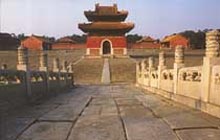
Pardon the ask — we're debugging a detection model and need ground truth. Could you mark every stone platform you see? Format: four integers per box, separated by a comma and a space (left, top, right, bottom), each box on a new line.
1, 85, 220, 140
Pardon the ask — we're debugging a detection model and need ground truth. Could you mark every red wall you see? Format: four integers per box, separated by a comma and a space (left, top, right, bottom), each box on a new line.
52, 43, 86, 49
87, 36, 127, 48
22, 37, 43, 50
169, 36, 189, 48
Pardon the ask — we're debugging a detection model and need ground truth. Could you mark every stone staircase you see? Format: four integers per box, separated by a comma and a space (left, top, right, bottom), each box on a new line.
73, 58, 104, 84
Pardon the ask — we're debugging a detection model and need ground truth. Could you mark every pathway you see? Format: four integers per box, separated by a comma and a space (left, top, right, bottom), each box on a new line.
101, 58, 111, 84
2, 85, 220, 140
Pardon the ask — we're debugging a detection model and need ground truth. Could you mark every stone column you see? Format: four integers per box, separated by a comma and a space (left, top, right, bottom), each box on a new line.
205, 30, 220, 58
174, 45, 185, 94
68, 63, 74, 73
148, 57, 155, 70
16, 46, 32, 97
61, 61, 68, 72
141, 59, 147, 72
17, 46, 29, 71
202, 30, 220, 102
158, 51, 167, 89
39, 51, 49, 94
136, 61, 141, 85
148, 57, 155, 87
140, 59, 147, 85
158, 51, 166, 68
68, 63, 74, 86
53, 58, 61, 90
53, 58, 60, 72
39, 51, 48, 71
61, 61, 68, 87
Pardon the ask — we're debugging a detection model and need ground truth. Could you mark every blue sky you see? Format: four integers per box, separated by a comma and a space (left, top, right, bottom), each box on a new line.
0, 0, 220, 39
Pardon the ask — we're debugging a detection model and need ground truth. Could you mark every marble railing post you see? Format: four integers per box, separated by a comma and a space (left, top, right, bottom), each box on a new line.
158, 51, 167, 89
174, 45, 185, 94
39, 51, 48, 71
17, 46, 29, 70
53, 58, 60, 72
16, 45, 32, 97
148, 57, 155, 70
141, 59, 147, 84
39, 51, 49, 94
68, 63, 74, 73
53, 58, 61, 89
68, 63, 74, 86
61, 61, 68, 73
61, 61, 68, 86
148, 57, 155, 87
202, 30, 220, 102
136, 61, 140, 83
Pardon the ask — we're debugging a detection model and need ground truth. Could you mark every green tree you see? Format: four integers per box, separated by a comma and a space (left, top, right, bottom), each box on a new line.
180, 30, 205, 49
126, 34, 142, 43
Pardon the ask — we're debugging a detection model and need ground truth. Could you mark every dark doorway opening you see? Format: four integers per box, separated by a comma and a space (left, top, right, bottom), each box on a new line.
102, 41, 111, 55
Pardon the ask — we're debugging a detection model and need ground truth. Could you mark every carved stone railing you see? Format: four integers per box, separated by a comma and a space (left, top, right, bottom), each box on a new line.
135, 29, 220, 118
0, 46, 74, 112
151, 70, 158, 80
179, 67, 202, 82
214, 73, 220, 85
213, 66, 220, 85
0, 70, 25, 85
30, 71, 45, 82
162, 69, 174, 81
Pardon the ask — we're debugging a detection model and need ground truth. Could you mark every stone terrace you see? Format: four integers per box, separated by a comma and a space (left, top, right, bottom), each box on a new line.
2, 85, 220, 140
109, 58, 136, 83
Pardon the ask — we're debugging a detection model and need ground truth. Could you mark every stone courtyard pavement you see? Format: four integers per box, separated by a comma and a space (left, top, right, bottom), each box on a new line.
2, 84, 220, 140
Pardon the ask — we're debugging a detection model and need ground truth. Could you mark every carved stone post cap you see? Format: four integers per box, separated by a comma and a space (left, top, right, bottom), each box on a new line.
206, 30, 220, 36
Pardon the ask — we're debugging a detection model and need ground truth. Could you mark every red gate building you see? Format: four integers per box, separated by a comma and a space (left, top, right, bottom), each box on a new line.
78, 4, 134, 56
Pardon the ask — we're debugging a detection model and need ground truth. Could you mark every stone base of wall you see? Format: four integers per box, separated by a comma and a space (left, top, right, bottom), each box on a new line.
137, 84, 220, 118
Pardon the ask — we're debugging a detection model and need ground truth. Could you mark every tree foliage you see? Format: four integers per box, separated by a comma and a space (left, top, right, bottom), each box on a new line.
126, 34, 143, 43
69, 34, 87, 43
179, 30, 209, 49
16, 33, 28, 41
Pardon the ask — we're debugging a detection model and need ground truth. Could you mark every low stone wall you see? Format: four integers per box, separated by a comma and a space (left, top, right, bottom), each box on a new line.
136, 29, 220, 118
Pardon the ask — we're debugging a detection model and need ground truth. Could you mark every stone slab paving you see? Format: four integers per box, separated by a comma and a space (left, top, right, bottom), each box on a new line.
176, 129, 220, 140
69, 115, 125, 140
17, 122, 72, 140
2, 84, 220, 140
101, 58, 111, 84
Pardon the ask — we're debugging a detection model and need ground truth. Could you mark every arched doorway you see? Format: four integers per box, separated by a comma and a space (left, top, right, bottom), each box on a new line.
102, 41, 111, 55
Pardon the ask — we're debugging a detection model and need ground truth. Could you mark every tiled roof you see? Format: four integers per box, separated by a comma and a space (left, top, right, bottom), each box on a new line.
56, 37, 76, 44
136, 36, 155, 43
162, 34, 187, 42
32, 35, 52, 43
